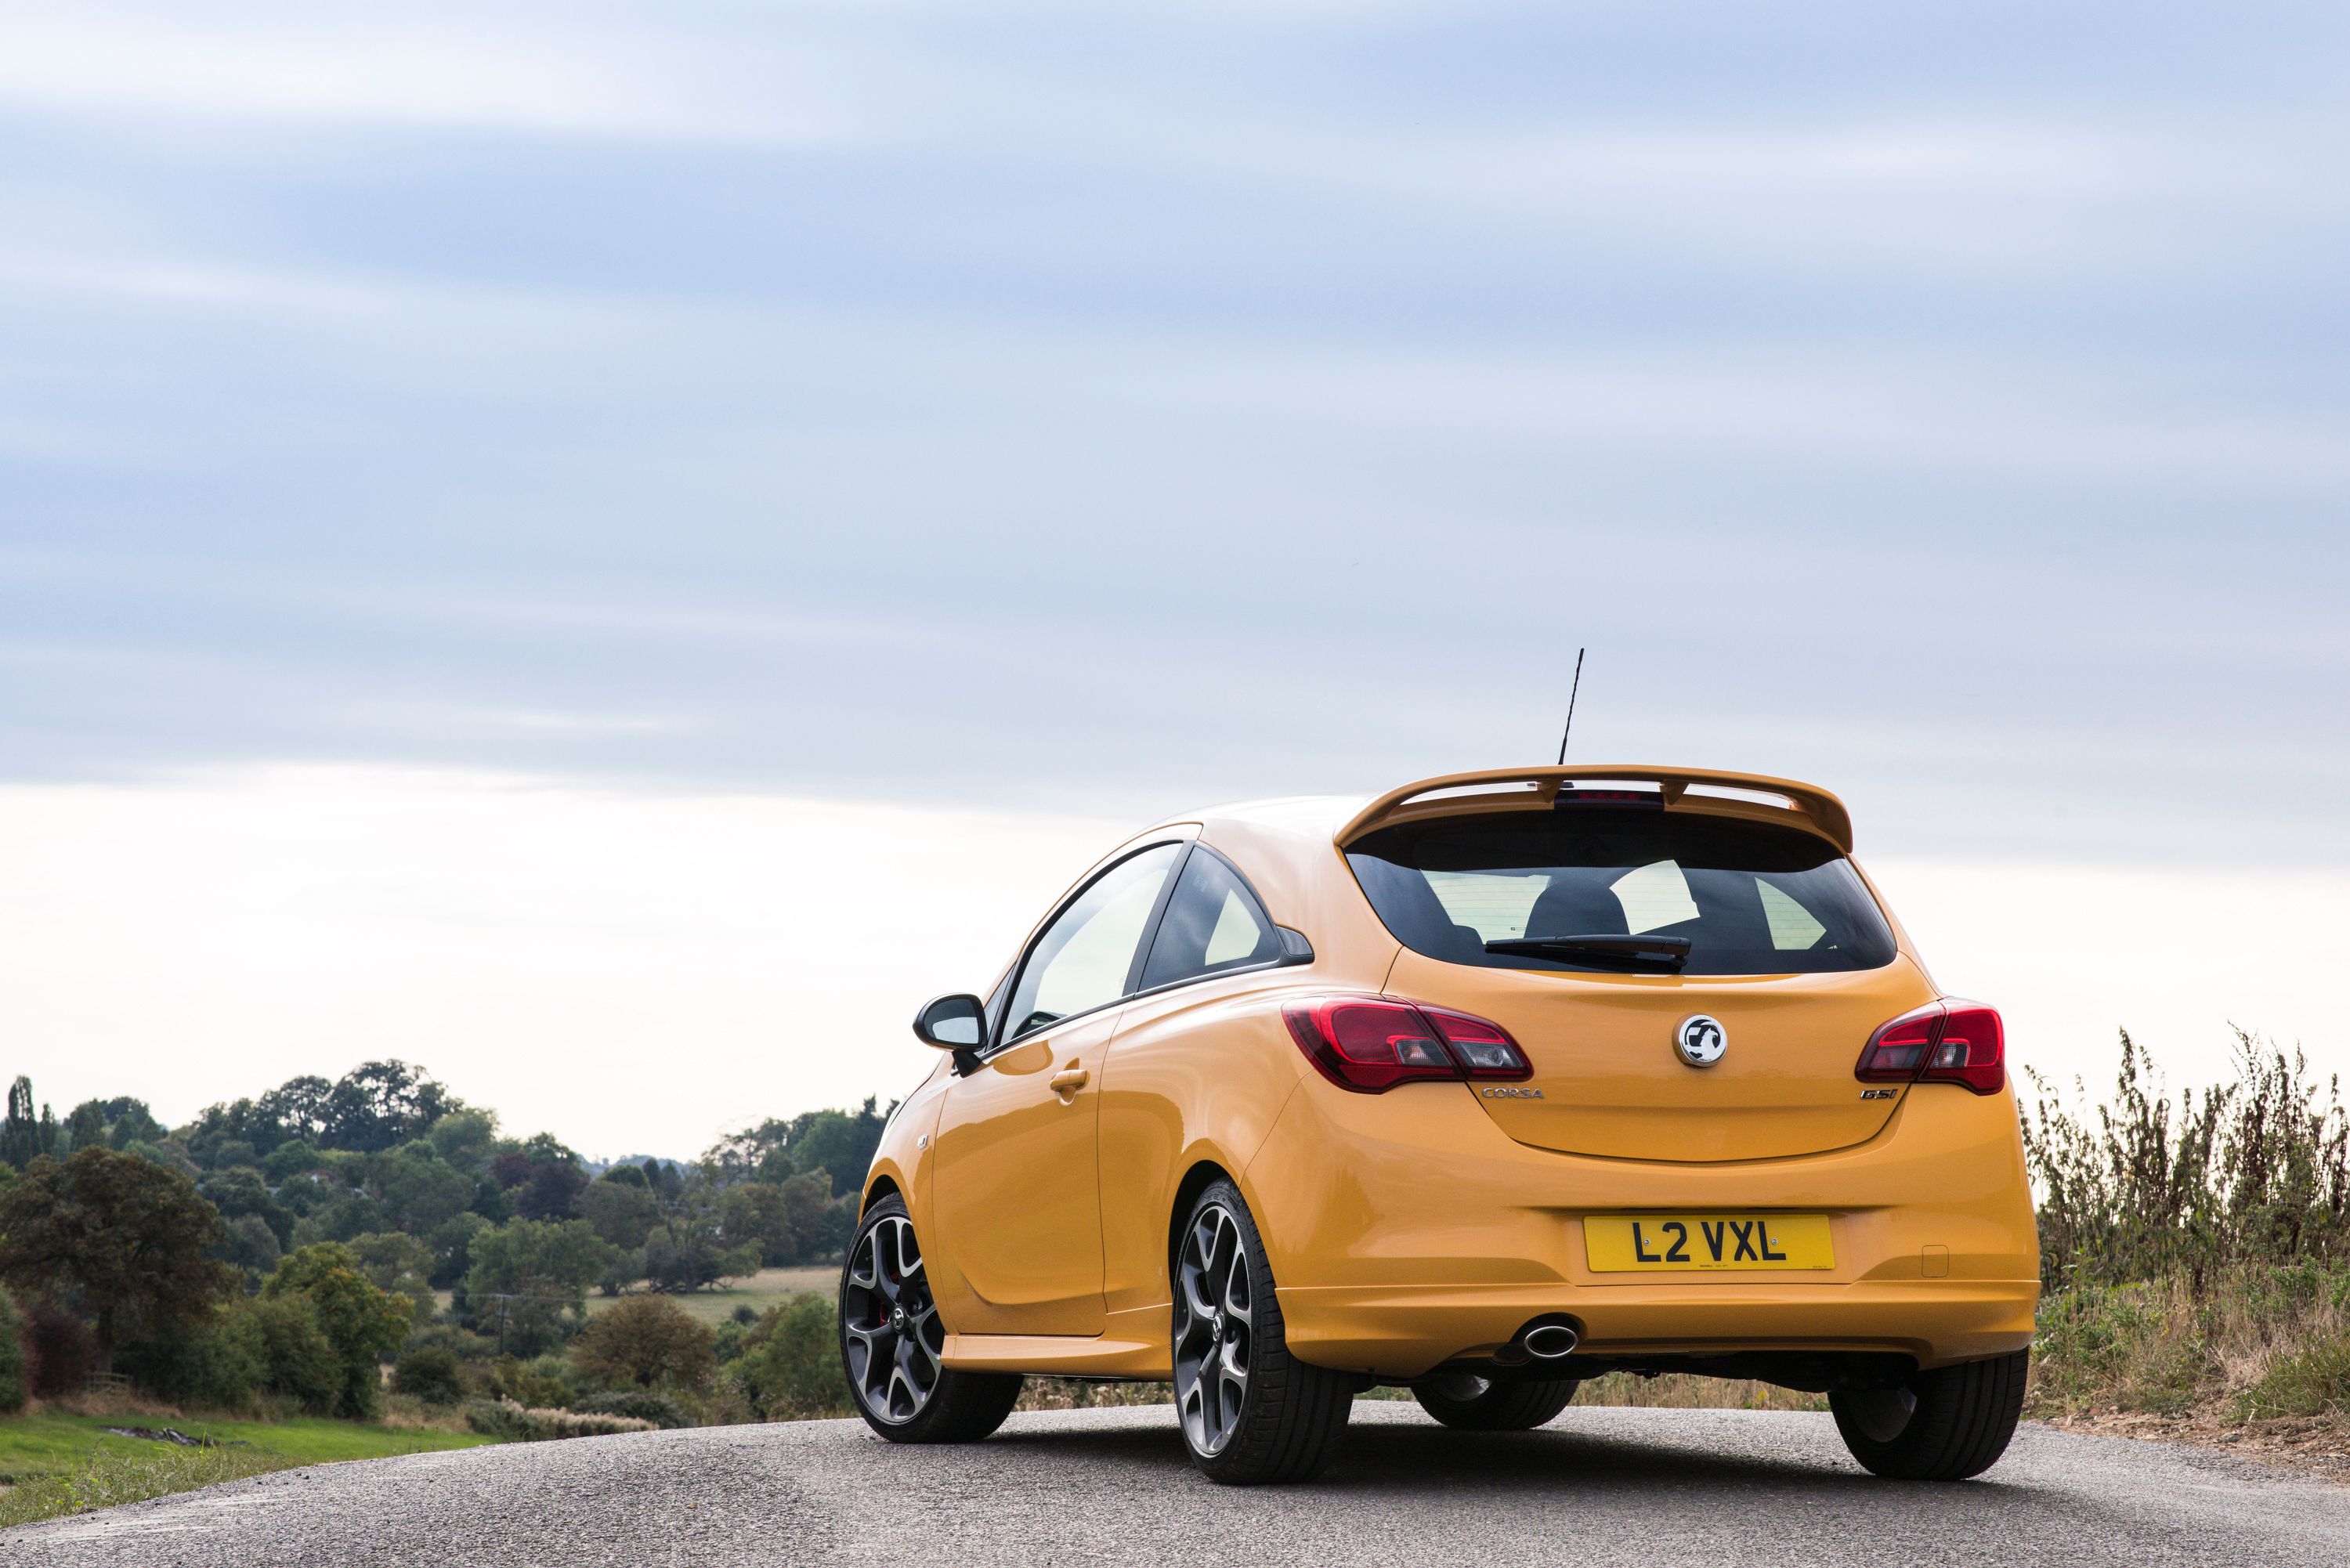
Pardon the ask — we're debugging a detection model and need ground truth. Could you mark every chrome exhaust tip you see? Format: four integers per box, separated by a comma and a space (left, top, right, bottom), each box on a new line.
1522, 1323, 1579, 1360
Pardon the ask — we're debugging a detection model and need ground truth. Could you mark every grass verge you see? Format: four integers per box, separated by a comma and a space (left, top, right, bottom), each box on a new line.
0, 1410, 498, 1529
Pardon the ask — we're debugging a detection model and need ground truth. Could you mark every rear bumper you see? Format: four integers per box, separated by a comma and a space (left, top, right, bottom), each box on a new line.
1241, 1075, 2041, 1380
1278, 1278, 2037, 1378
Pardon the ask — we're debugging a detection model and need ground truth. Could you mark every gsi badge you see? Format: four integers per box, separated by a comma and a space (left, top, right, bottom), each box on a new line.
1676, 1014, 1727, 1068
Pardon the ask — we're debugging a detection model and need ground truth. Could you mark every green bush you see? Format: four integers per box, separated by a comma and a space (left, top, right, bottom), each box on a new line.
0, 1289, 26, 1412
461, 1397, 655, 1441
731, 1295, 851, 1419
248, 1293, 342, 1414
569, 1295, 714, 1392
571, 1389, 696, 1429
483, 1353, 579, 1410
391, 1345, 468, 1405
118, 1299, 267, 1412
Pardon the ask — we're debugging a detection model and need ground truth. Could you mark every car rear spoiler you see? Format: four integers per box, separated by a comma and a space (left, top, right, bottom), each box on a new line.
1334, 765, 1856, 854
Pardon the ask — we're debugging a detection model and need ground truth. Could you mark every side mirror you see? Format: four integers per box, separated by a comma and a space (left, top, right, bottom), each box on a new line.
913, 993, 987, 1054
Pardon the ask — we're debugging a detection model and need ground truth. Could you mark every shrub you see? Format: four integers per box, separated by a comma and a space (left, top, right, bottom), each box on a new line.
24, 1301, 93, 1397
461, 1397, 654, 1441
118, 1299, 267, 1412
0, 1289, 26, 1411
391, 1346, 467, 1406
731, 1295, 851, 1419
483, 1353, 577, 1411
571, 1389, 696, 1429
570, 1296, 714, 1393
248, 1293, 342, 1414
2026, 1031, 2348, 1290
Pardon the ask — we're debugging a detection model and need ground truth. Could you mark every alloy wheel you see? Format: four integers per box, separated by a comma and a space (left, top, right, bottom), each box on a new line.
843, 1215, 945, 1423
1173, 1201, 1253, 1457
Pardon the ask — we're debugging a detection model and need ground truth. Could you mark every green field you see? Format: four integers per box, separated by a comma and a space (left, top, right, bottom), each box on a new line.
0, 1412, 498, 1527
432, 1266, 840, 1328
584, 1266, 837, 1324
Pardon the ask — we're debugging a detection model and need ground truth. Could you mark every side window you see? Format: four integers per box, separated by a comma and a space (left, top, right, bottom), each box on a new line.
1001, 843, 1183, 1042
1138, 847, 1280, 991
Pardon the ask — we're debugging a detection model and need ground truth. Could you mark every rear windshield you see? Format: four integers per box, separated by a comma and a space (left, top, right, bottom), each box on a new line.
1347, 808, 1896, 976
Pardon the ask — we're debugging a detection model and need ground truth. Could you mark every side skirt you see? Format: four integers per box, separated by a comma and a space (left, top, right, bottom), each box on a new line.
942, 1306, 1173, 1378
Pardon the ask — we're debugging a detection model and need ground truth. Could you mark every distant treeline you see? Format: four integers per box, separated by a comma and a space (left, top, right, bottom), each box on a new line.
0, 1061, 889, 1419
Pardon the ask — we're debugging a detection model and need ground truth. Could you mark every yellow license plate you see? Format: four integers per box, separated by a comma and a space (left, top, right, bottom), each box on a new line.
1583, 1214, 1834, 1272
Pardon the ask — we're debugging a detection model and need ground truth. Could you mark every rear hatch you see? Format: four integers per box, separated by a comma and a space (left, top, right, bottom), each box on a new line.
1346, 777, 1930, 1163
1385, 950, 1931, 1160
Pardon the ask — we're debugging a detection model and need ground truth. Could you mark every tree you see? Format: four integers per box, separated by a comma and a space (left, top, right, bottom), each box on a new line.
179, 1097, 292, 1166
569, 1295, 715, 1392
65, 1102, 107, 1153
701, 1100, 891, 1197
785, 1100, 891, 1198
257, 1075, 334, 1147
369, 1140, 474, 1233
262, 1139, 327, 1183
0, 1078, 47, 1170
221, 1213, 284, 1280
461, 1219, 621, 1326
642, 1209, 760, 1293
721, 1178, 831, 1265
427, 1107, 499, 1175
346, 1232, 436, 1324
425, 1212, 490, 1288
579, 1178, 659, 1251
515, 1158, 588, 1223
323, 1061, 458, 1154
0, 1147, 237, 1368
263, 1244, 413, 1418
103, 1099, 166, 1151
201, 1168, 295, 1248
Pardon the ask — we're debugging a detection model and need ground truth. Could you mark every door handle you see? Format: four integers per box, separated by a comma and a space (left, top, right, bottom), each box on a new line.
1049, 1064, 1089, 1097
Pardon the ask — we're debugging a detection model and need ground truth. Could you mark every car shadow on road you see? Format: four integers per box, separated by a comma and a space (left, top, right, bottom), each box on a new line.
985, 1414, 2056, 1507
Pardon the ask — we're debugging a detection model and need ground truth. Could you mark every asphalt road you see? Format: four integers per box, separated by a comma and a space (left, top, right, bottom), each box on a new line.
4, 1402, 2342, 1568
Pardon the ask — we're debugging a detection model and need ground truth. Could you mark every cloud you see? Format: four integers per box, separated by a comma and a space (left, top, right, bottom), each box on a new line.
0, 1, 892, 146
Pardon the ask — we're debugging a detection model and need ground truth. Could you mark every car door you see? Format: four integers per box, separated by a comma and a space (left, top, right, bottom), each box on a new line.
929, 840, 1185, 1336
1096, 844, 1303, 1319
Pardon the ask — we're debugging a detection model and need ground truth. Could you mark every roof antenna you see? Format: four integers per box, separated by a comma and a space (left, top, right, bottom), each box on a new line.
1555, 648, 1585, 767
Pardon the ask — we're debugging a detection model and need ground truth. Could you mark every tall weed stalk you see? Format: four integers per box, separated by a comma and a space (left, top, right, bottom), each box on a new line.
2025, 1030, 2348, 1290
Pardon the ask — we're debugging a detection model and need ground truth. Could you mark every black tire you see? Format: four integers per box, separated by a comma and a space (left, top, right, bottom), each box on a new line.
1829, 1349, 2029, 1480
1410, 1371, 1578, 1431
1172, 1180, 1354, 1484
839, 1195, 1023, 1443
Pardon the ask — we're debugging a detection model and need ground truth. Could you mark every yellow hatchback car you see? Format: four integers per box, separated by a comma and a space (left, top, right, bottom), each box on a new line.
842, 766, 2038, 1484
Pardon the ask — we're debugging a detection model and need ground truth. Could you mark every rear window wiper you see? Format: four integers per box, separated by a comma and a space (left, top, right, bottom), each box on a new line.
1484, 934, 1692, 973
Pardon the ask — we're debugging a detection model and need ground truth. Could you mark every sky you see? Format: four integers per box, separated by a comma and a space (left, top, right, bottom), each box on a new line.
1, 2, 2345, 1156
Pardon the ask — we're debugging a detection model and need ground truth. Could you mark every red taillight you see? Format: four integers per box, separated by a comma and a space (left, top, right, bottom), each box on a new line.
1282, 996, 1531, 1093
1927, 1002, 2005, 1094
1855, 999, 2005, 1095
